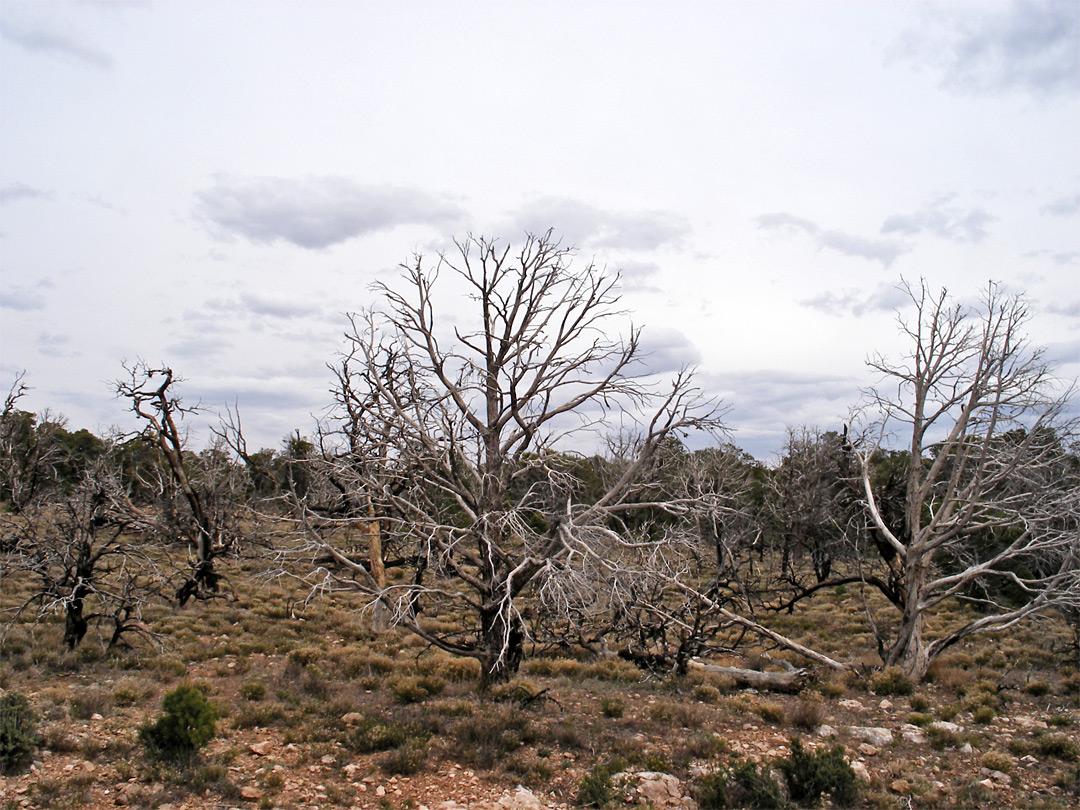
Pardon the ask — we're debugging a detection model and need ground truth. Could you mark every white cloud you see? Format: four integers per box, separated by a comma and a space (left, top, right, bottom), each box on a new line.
194, 176, 466, 250
893, 1, 1079, 96
881, 202, 996, 242
0, 182, 52, 205
509, 197, 691, 252
0, 18, 114, 69
800, 283, 911, 317
755, 212, 909, 267
1041, 193, 1080, 216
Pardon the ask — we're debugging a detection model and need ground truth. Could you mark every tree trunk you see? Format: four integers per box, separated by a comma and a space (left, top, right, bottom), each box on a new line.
479, 601, 524, 688
64, 592, 88, 649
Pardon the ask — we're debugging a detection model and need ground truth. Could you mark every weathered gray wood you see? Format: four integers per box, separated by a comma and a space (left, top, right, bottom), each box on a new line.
688, 660, 810, 691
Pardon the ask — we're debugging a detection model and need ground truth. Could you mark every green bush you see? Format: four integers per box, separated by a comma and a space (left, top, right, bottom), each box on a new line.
778, 738, 858, 807
1036, 733, 1079, 762
341, 716, 409, 753
599, 698, 625, 718
694, 770, 730, 810
727, 759, 785, 809
139, 683, 218, 760
239, 680, 266, 701
576, 757, 628, 807
0, 691, 39, 774
870, 667, 913, 697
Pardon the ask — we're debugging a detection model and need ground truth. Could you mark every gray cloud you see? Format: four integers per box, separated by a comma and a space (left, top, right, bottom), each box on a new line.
881, 202, 996, 242
38, 332, 73, 358
893, 1, 1079, 96
1, 183, 53, 205
1045, 301, 1080, 318
194, 176, 466, 249
509, 197, 691, 252
0, 19, 114, 69
239, 293, 323, 320
755, 212, 909, 267
615, 260, 663, 292
636, 327, 702, 375
1, 280, 53, 311
1041, 193, 1080, 216
701, 369, 860, 459
800, 283, 911, 317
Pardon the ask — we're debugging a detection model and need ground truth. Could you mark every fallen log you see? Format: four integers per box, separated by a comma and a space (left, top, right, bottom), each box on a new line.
688, 660, 810, 692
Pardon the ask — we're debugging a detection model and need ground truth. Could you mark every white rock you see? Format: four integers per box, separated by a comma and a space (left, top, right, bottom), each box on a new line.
847, 726, 894, 747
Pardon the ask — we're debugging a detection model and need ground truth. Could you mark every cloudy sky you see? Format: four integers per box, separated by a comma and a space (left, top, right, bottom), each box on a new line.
2, 0, 1078, 459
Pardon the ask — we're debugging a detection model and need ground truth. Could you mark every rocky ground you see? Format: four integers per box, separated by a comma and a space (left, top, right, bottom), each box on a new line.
2, 645, 1077, 810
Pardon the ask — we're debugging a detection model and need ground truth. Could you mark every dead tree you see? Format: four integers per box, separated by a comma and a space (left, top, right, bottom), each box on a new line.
1, 450, 166, 650
855, 280, 1080, 680
117, 364, 240, 605
280, 232, 728, 685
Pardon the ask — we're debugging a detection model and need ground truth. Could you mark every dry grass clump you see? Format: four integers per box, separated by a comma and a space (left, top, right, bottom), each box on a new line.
523, 657, 586, 678
870, 666, 914, 697
388, 675, 446, 704
585, 658, 642, 683
789, 693, 825, 731
981, 750, 1014, 773
450, 704, 536, 768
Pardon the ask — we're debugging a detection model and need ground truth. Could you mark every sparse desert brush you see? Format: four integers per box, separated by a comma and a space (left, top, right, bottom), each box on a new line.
68, 688, 111, 720
112, 677, 156, 707
0, 691, 39, 774
693, 684, 722, 703
389, 675, 445, 704
600, 697, 626, 717
789, 695, 825, 731
451, 705, 535, 768
910, 694, 931, 712
936, 703, 960, 721
681, 732, 730, 760
907, 712, 934, 727
650, 699, 707, 728
342, 651, 396, 678
751, 699, 786, 725
239, 679, 266, 701
503, 751, 553, 786
434, 699, 474, 717
1035, 733, 1079, 761
1024, 680, 1052, 697
585, 658, 641, 683
380, 736, 430, 775
490, 678, 545, 706
423, 654, 480, 682
871, 666, 914, 696
973, 706, 996, 724
981, 751, 1014, 773
926, 725, 962, 750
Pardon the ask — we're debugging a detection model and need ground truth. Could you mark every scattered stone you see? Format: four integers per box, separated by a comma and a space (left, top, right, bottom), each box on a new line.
816, 724, 838, 738
890, 779, 911, 794
838, 699, 864, 711
991, 770, 1010, 783
878, 699, 893, 711
848, 726, 894, 747
901, 726, 926, 744
240, 786, 262, 801
931, 721, 962, 734
977, 779, 996, 791
851, 761, 871, 781
320, 754, 336, 765
858, 743, 878, 756
960, 743, 974, 754
342, 712, 365, 725
376, 786, 387, 797
615, 771, 685, 807
249, 741, 274, 756
91, 713, 105, 721
496, 787, 546, 810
